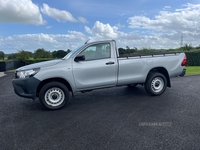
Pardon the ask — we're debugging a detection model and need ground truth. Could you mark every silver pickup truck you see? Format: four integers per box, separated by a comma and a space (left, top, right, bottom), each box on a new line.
12, 40, 187, 110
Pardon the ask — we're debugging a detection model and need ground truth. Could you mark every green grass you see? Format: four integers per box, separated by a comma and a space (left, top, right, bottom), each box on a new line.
7, 69, 16, 72
186, 66, 200, 75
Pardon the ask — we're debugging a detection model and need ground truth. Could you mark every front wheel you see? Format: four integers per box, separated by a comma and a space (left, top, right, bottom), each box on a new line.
39, 82, 70, 110
145, 72, 167, 96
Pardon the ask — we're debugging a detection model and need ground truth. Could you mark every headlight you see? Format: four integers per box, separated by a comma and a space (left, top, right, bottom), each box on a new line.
16, 68, 40, 79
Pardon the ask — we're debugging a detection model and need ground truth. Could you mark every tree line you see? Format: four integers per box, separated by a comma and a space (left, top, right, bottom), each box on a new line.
0, 48, 71, 61
118, 44, 200, 55
0, 43, 199, 61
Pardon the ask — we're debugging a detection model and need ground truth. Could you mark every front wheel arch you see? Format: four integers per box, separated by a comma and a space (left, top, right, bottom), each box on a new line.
36, 78, 73, 97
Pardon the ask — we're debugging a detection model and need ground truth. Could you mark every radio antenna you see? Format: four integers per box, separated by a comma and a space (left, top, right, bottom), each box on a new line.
84, 39, 90, 44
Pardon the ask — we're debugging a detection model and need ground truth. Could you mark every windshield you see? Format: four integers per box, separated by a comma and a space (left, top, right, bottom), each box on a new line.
62, 44, 85, 59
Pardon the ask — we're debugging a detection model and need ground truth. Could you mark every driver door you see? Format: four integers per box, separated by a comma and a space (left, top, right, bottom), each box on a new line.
72, 42, 118, 90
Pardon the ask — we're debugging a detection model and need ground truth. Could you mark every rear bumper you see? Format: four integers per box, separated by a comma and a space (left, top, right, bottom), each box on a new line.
12, 77, 40, 99
179, 68, 186, 77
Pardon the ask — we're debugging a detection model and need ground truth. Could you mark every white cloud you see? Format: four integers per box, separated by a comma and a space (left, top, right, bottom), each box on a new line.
2, 16, 200, 54
115, 23, 125, 28
46, 26, 53, 29
78, 17, 88, 23
128, 3, 200, 34
125, 3, 200, 48
0, 0, 45, 25
84, 21, 200, 49
85, 21, 118, 39
41, 3, 88, 23
163, 6, 171, 10
85, 26, 92, 34
41, 3, 76, 22
1, 32, 88, 53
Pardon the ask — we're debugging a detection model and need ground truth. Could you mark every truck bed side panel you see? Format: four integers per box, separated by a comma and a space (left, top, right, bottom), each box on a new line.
117, 53, 185, 85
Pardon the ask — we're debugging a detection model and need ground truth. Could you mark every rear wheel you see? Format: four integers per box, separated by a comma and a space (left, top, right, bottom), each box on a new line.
39, 82, 70, 110
145, 72, 167, 96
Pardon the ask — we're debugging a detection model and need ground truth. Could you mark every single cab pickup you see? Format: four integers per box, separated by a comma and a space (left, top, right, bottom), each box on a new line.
12, 40, 187, 110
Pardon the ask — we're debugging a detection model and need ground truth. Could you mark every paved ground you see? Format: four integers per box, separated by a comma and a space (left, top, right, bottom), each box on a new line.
1, 73, 200, 150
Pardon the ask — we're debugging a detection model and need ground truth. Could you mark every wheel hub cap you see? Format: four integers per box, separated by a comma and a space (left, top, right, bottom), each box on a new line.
45, 87, 65, 107
151, 77, 164, 93
52, 94, 58, 100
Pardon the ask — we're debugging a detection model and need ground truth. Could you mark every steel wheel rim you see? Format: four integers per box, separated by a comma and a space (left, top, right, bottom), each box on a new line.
45, 87, 65, 107
151, 77, 164, 93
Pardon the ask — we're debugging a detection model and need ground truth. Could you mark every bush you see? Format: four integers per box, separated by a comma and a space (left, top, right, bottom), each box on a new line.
17, 50, 30, 63
25, 58, 54, 65
185, 52, 200, 66
34, 48, 51, 59
0, 51, 5, 60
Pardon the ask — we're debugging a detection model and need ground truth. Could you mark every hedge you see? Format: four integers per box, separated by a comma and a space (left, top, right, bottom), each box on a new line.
185, 52, 200, 66
25, 58, 54, 65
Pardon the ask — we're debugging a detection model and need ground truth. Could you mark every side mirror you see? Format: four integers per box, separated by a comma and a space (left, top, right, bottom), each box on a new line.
74, 55, 85, 62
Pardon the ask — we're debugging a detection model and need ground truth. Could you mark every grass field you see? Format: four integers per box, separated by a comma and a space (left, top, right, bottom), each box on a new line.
186, 66, 200, 75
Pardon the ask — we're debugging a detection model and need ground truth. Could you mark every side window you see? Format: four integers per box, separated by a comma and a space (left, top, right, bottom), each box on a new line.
79, 43, 111, 61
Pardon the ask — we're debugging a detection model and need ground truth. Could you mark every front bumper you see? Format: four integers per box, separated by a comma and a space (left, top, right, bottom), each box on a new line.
12, 77, 40, 99
179, 68, 186, 77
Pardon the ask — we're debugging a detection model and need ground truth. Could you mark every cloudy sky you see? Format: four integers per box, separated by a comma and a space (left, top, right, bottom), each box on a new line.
0, 0, 200, 53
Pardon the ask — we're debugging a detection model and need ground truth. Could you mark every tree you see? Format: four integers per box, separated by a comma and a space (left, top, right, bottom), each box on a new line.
34, 48, 51, 59
118, 48, 125, 54
126, 46, 130, 50
7, 53, 18, 60
17, 50, 30, 63
52, 49, 71, 58
133, 47, 138, 52
27, 51, 33, 58
56, 50, 68, 58
52, 51, 57, 58
66, 49, 71, 54
0, 51, 5, 60
182, 43, 193, 51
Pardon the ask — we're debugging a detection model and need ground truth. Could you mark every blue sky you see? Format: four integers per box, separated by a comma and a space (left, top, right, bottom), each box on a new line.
0, 0, 200, 53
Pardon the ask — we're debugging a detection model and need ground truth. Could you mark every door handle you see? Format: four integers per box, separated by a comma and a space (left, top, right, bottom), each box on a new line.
106, 61, 115, 65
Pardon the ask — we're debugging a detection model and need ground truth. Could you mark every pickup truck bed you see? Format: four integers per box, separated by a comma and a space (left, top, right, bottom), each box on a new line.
118, 52, 185, 85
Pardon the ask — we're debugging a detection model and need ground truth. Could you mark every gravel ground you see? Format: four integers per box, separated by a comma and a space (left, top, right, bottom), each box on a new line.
1, 73, 200, 150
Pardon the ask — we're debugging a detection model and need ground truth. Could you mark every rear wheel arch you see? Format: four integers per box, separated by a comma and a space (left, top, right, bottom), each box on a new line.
146, 67, 171, 87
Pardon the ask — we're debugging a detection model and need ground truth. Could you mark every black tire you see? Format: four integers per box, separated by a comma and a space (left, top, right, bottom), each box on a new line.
127, 83, 138, 88
39, 82, 70, 110
144, 72, 167, 96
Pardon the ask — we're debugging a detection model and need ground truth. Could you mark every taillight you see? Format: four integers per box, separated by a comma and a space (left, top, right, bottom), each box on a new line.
181, 55, 187, 66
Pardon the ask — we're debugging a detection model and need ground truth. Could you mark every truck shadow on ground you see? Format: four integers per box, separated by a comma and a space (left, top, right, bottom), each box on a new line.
67, 86, 149, 108
20, 86, 149, 111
